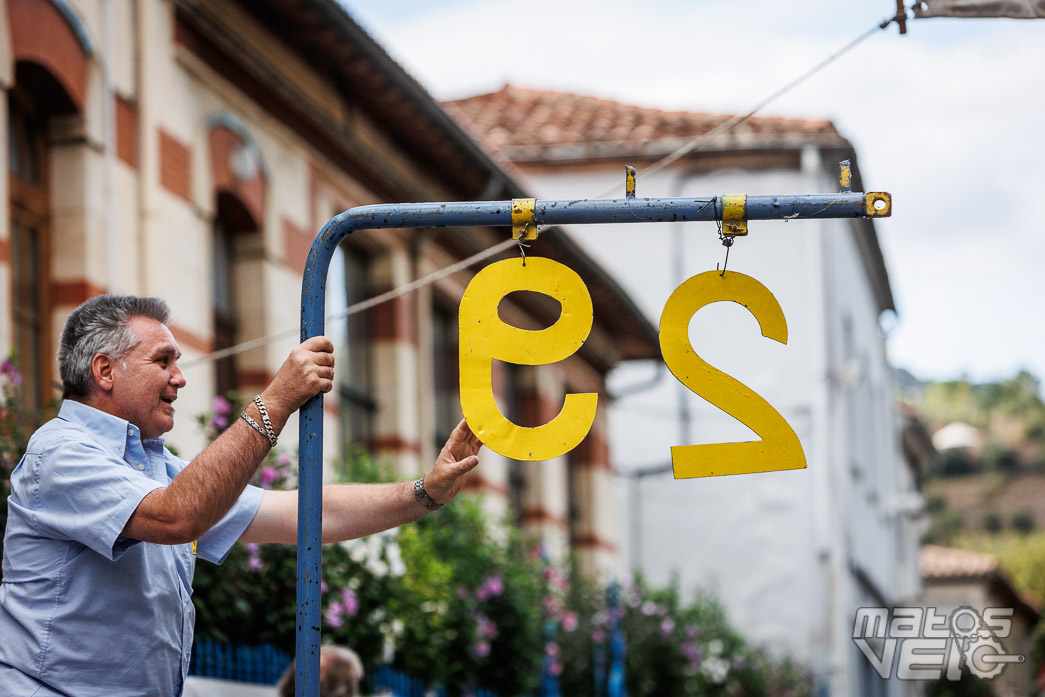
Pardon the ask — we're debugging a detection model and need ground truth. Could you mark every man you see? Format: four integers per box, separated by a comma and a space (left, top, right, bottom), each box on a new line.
0, 295, 482, 696
276, 645, 364, 697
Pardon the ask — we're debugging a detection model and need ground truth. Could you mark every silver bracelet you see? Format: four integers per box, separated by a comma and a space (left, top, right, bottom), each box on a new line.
239, 411, 275, 449
413, 477, 444, 512
252, 394, 277, 446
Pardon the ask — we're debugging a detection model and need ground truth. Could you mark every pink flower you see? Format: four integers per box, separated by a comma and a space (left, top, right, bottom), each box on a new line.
641, 601, 658, 616
660, 618, 676, 636
321, 580, 328, 594
592, 629, 606, 643
474, 641, 491, 657
561, 611, 579, 633
325, 601, 344, 628
545, 642, 559, 658
245, 543, 262, 572
277, 452, 292, 467
259, 466, 279, 488
212, 395, 231, 416
482, 575, 504, 598
341, 588, 359, 616
549, 661, 563, 676
0, 360, 22, 387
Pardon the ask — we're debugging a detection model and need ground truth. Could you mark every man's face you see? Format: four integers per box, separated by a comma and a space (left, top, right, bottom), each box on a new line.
109, 316, 186, 439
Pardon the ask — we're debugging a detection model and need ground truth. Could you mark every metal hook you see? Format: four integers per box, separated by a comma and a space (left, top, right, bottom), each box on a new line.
517, 238, 529, 267
717, 235, 735, 276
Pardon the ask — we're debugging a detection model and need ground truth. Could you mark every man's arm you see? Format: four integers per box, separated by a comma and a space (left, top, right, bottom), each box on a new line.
239, 418, 482, 544
121, 336, 336, 544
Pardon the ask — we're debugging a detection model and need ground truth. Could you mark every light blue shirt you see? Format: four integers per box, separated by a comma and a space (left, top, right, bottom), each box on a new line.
0, 400, 263, 697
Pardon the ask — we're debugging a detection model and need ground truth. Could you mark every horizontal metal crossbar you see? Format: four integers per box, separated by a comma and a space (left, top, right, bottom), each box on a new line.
294, 189, 890, 696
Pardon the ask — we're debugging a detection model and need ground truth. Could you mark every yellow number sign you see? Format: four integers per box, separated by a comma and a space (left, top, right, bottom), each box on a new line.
459, 257, 598, 460
660, 270, 806, 478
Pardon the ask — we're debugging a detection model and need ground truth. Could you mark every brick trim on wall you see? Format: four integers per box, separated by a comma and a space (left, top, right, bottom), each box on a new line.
159, 129, 192, 202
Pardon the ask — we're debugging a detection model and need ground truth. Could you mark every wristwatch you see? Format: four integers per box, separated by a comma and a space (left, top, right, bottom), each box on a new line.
413, 477, 444, 511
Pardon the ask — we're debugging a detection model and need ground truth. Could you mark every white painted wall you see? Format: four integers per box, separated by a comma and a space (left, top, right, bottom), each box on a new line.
516, 154, 921, 697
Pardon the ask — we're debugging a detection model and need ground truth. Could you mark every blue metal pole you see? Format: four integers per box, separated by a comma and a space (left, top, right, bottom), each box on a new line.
295, 191, 889, 696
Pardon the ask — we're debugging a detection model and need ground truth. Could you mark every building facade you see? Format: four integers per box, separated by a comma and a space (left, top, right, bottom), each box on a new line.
448, 86, 927, 697
0, 0, 658, 575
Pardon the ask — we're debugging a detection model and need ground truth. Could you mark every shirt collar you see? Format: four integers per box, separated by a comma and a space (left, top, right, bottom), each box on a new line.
57, 400, 166, 458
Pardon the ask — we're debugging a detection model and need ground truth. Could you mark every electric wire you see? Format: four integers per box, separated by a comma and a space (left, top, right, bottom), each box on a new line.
178, 237, 517, 370
181, 10, 904, 370
595, 10, 904, 198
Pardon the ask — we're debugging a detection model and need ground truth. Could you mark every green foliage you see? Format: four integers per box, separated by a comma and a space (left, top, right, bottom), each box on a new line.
1011, 510, 1035, 534
924, 508, 965, 545
931, 449, 976, 478
981, 443, 1019, 474
555, 572, 812, 697
981, 512, 1002, 533
952, 531, 1045, 605
189, 396, 814, 696
0, 359, 58, 577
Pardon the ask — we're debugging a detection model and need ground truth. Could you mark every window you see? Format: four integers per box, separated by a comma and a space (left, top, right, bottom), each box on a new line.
329, 244, 375, 451
8, 88, 51, 409
211, 219, 238, 397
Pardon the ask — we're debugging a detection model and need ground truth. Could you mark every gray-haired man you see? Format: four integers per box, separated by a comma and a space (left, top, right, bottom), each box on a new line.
0, 295, 481, 697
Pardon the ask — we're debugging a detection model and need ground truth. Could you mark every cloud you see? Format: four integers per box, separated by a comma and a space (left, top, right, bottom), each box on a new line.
348, 0, 1045, 383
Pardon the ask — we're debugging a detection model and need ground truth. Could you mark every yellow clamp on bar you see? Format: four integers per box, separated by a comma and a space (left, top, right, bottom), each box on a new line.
840, 161, 852, 192
511, 198, 537, 240
864, 192, 892, 218
721, 194, 748, 236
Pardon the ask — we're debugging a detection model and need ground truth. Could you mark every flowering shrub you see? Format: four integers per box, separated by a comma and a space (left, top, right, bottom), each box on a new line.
556, 573, 813, 697
0, 359, 58, 578
187, 396, 812, 696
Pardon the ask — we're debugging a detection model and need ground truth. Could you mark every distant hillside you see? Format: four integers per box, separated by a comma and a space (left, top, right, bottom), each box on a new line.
901, 369, 1045, 542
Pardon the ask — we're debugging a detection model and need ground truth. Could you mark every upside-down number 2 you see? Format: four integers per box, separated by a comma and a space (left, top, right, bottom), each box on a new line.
660, 270, 806, 478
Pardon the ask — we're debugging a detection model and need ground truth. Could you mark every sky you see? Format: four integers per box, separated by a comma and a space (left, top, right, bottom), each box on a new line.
345, 0, 1045, 389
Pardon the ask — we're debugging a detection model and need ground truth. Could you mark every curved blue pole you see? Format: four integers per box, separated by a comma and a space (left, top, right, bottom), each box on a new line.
294, 191, 887, 696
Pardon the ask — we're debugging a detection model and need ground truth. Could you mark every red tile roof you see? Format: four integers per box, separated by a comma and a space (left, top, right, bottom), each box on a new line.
444, 85, 847, 162
921, 544, 999, 580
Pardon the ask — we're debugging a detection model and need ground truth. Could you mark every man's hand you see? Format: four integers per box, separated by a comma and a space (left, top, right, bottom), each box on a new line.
259, 336, 335, 430
422, 419, 483, 505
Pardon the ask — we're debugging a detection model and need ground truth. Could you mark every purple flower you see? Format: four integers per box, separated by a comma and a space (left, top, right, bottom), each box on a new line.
660, 618, 676, 636
325, 601, 344, 628
210, 414, 228, 431
245, 543, 262, 572
277, 452, 292, 467
321, 580, 328, 594
482, 574, 504, 598
641, 601, 658, 616
474, 641, 491, 657
476, 586, 490, 602
682, 642, 701, 663
592, 629, 606, 643
1, 360, 23, 386
686, 625, 701, 639
212, 395, 232, 416
341, 588, 359, 616
259, 466, 279, 488
628, 590, 642, 608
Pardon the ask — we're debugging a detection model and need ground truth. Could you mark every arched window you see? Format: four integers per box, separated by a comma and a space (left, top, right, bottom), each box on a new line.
211, 193, 258, 398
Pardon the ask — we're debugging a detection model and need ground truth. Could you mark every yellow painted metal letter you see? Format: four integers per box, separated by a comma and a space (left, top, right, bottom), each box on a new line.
460, 257, 597, 460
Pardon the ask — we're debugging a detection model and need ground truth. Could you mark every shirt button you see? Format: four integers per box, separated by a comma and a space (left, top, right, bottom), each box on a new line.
138, 463, 146, 471
128, 427, 135, 435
